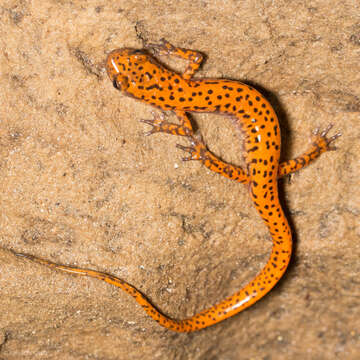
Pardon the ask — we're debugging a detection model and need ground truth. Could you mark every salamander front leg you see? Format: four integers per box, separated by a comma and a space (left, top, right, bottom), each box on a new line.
146, 39, 204, 80
141, 110, 249, 183
140, 110, 194, 137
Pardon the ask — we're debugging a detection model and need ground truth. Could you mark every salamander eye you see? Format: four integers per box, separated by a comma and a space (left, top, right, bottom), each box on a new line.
113, 78, 119, 89
112, 75, 129, 92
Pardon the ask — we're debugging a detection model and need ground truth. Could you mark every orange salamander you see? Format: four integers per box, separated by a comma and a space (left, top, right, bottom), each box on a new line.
15, 40, 340, 332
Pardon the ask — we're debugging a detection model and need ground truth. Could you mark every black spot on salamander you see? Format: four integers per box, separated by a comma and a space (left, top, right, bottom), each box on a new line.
146, 84, 161, 90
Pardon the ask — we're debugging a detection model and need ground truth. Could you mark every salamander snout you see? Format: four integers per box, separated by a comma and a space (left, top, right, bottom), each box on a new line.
106, 49, 126, 82
106, 48, 148, 82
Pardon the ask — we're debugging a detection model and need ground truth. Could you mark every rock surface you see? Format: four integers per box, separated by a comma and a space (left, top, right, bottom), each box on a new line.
1, 1, 359, 359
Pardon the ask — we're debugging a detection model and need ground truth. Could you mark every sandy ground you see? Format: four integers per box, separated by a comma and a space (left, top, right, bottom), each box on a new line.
1, 1, 359, 359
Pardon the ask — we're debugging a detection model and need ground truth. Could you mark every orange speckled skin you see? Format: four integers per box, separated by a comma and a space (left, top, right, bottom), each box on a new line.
16, 41, 340, 333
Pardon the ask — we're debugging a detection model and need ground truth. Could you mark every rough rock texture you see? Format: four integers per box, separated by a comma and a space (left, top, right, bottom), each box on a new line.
1, 1, 359, 359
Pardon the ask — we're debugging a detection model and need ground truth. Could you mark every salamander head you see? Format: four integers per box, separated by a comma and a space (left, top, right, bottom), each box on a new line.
106, 48, 150, 91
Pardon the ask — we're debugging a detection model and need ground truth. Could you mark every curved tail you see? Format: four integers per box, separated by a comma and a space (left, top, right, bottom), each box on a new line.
15, 190, 291, 332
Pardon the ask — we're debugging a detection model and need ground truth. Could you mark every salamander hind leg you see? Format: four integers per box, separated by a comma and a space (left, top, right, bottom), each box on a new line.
177, 136, 250, 184
278, 124, 341, 177
141, 109, 249, 183
146, 38, 204, 79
